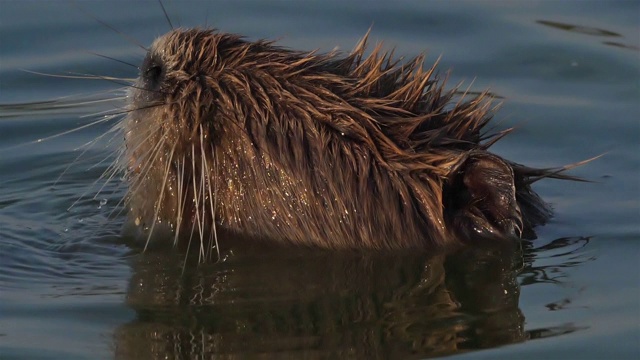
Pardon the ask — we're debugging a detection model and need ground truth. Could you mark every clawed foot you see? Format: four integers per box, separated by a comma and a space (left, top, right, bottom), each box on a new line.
447, 152, 524, 243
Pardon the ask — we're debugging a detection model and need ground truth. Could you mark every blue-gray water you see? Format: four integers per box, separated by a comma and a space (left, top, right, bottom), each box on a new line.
0, 1, 638, 359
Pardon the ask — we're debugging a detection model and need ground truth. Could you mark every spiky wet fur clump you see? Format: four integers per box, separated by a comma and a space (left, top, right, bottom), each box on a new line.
124, 28, 573, 258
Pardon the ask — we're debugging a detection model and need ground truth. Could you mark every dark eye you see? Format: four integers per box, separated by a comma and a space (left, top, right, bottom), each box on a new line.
141, 54, 164, 90
146, 64, 163, 81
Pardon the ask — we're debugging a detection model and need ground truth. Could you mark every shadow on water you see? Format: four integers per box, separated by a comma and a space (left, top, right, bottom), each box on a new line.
113, 235, 590, 359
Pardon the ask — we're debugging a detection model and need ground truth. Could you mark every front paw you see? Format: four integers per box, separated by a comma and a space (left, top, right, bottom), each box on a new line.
447, 152, 524, 242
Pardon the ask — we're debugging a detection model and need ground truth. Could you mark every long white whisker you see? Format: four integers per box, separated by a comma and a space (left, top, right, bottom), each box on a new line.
200, 125, 220, 261
173, 155, 185, 247
213, 147, 219, 261
143, 141, 176, 252
55, 118, 123, 190
190, 142, 206, 262
126, 124, 167, 189
79, 100, 130, 119
4, 115, 120, 153
127, 131, 167, 218
20, 68, 136, 82
200, 152, 207, 260
92, 151, 126, 200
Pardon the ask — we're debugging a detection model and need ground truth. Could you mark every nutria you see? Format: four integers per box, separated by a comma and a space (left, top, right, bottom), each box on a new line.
124, 28, 580, 256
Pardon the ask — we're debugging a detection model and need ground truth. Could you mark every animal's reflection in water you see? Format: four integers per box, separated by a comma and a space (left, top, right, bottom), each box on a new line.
114, 236, 587, 359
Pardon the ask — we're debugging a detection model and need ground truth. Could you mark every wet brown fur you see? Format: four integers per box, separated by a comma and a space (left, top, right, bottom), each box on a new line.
125, 29, 578, 255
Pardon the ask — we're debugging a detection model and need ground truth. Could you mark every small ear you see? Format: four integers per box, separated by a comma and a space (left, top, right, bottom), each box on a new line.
446, 152, 523, 243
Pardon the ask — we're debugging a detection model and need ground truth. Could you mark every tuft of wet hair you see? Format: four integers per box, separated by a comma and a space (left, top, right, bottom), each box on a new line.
125, 28, 585, 258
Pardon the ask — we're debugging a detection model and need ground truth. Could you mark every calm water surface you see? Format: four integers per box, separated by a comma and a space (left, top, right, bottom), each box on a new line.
0, 1, 638, 359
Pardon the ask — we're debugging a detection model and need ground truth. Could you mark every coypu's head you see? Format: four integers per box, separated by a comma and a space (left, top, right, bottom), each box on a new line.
124, 28, 564, 256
